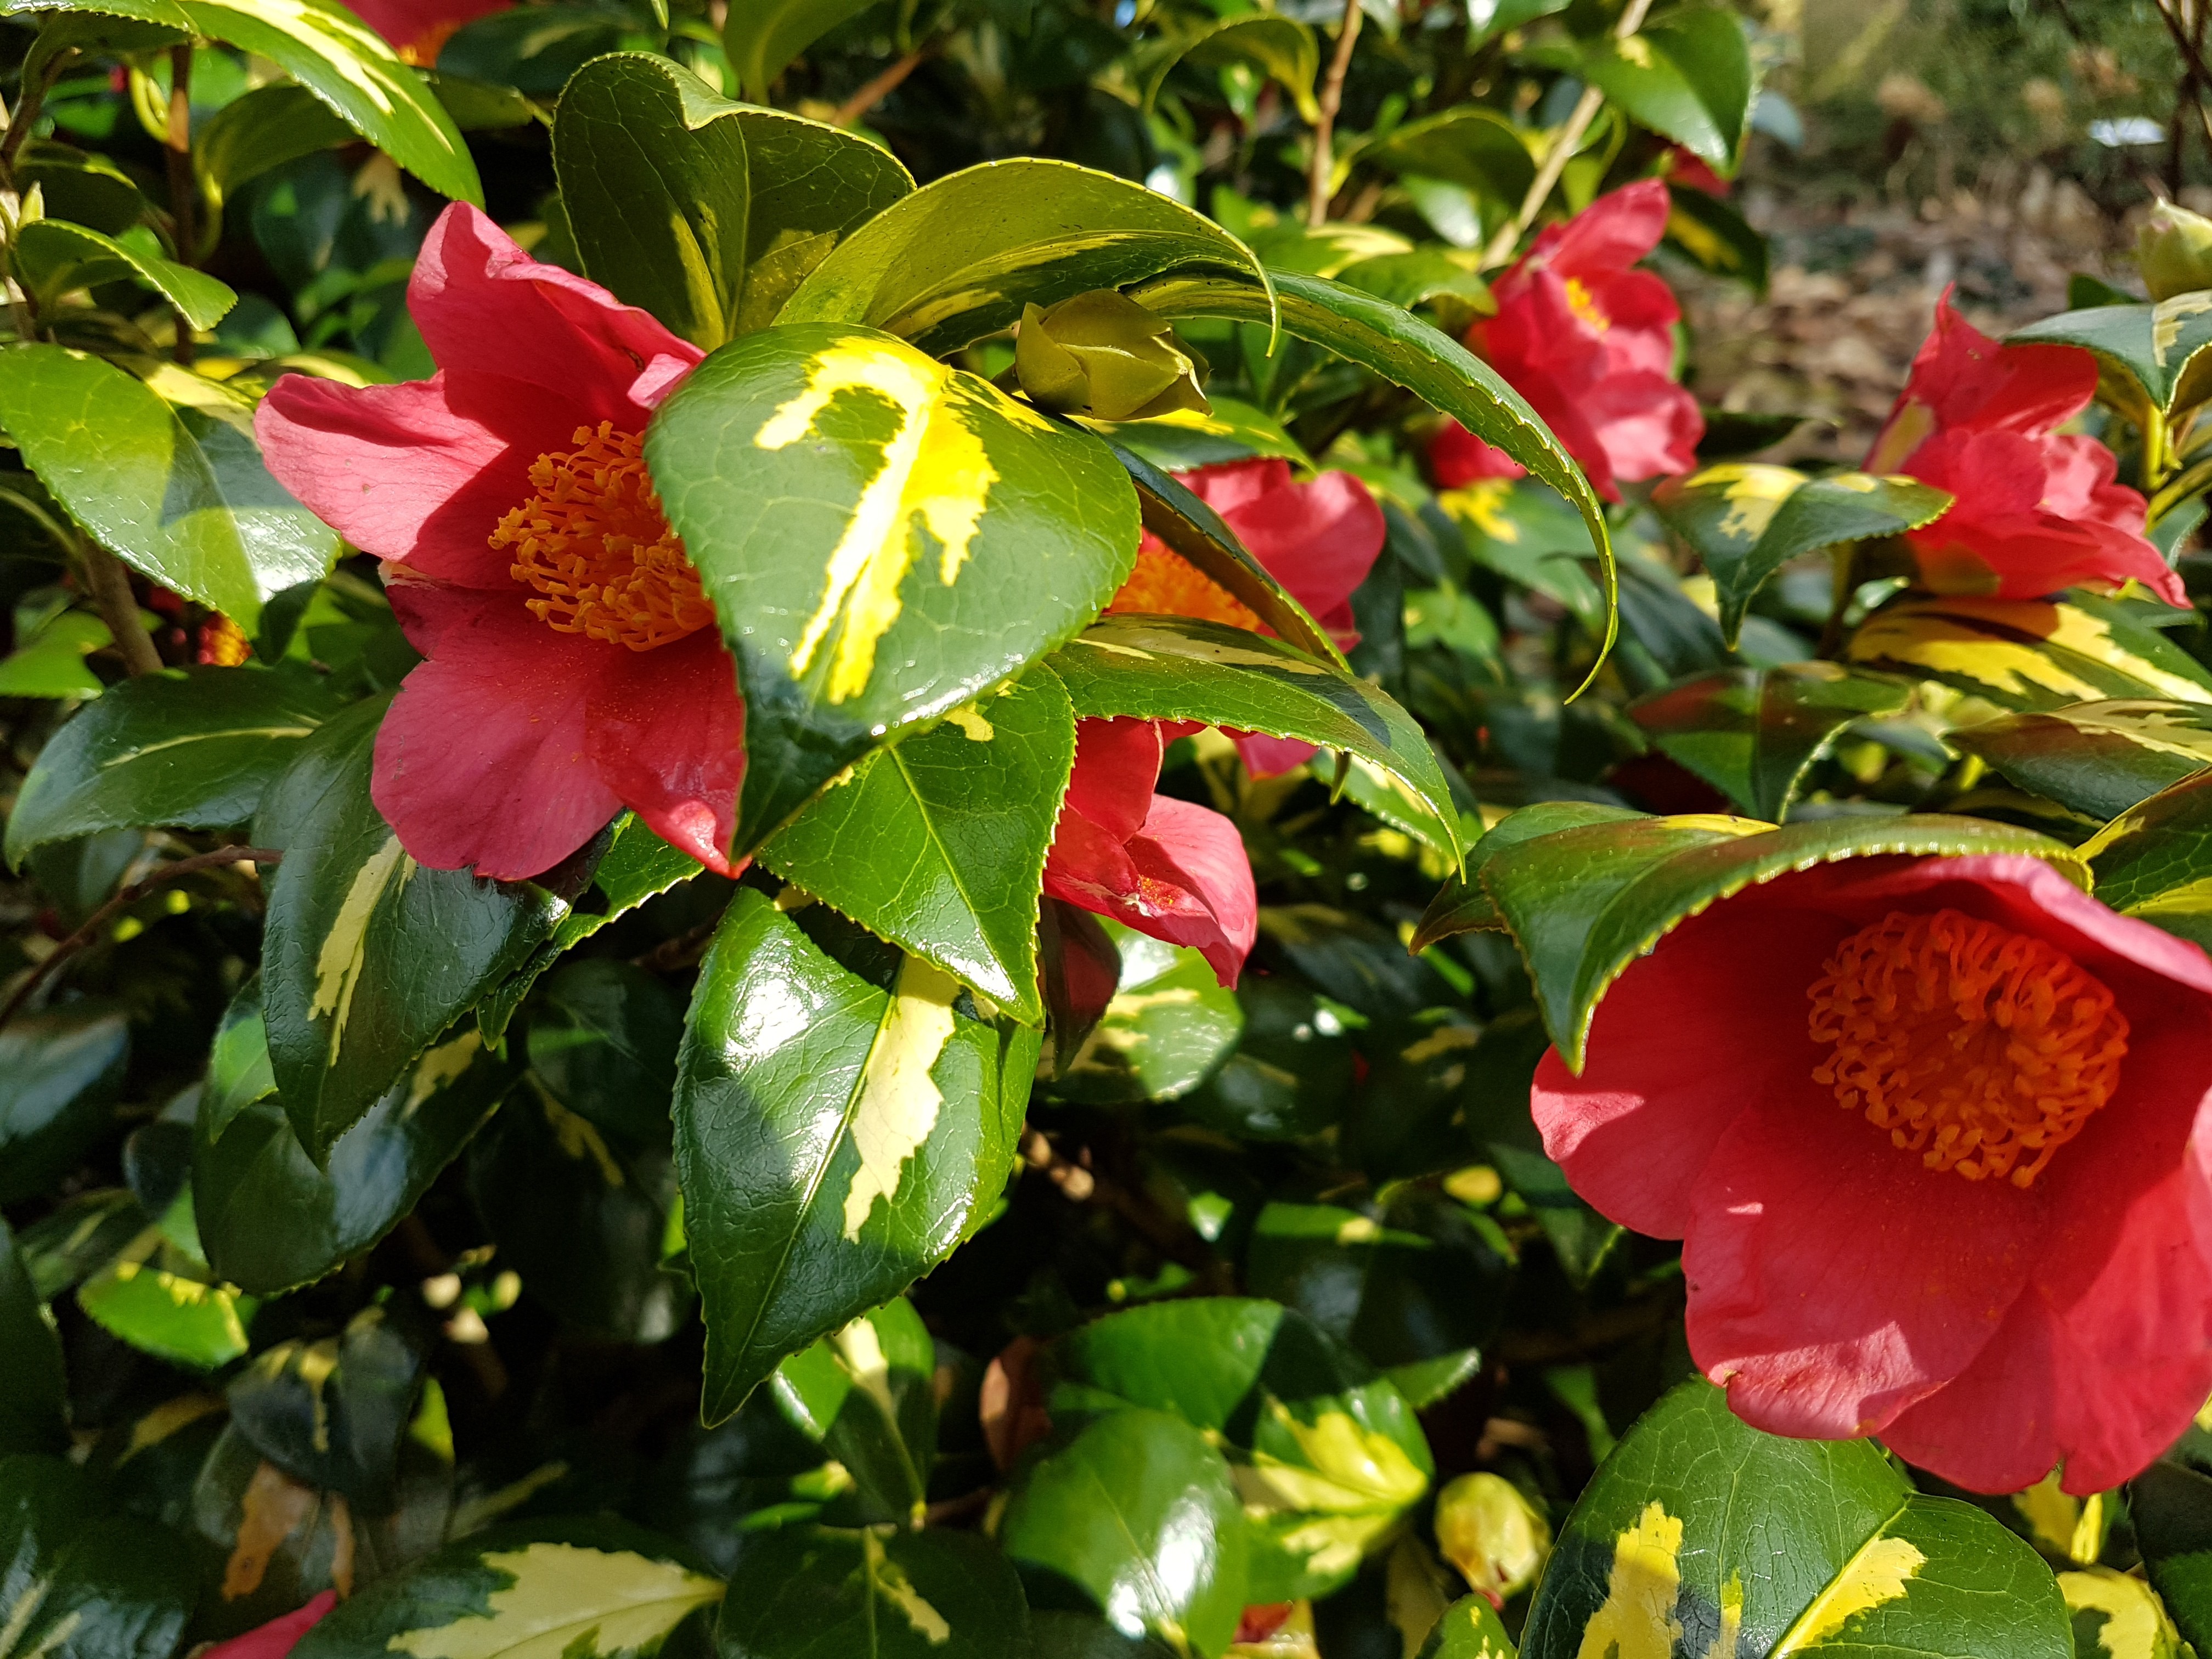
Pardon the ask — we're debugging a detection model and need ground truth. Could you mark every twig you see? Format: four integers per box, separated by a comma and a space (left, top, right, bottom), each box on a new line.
163, 43, 195, 362
80, 545, 164, 676
0, 845, 279, 1032
630, 911, 722, 972
1307, 0, 1364, 228
833, 44, 929, 127
1480, 0, 1657, 270
2155, 0, 2212, 99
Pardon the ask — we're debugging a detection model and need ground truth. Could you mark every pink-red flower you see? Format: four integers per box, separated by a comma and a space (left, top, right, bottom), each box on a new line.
1105, 456, 1385, 777
1533, 853, 2212, 1494
1430, 179, 1703, 501
347, 0, 506, 63
1868, 293, 2182, 605
204, 1592, 336, 1658
257, 203, 744, 883
1043, 717, 1257, 985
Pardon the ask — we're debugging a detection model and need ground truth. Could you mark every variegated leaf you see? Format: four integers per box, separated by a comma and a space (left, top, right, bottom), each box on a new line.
1848, 594, 2212, 712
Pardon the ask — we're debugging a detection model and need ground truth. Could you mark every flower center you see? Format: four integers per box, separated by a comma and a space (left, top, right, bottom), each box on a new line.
494, 422, 714, 652
1807, 909, 2128, 1188
1563, 276, 1610, 331
1106, 541, 1259, 631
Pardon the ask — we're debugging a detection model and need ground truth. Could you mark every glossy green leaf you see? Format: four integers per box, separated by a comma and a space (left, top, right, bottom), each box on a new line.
0, 345, 340, 629
1140, 14, 1319, 121
1651, 464, 1950, 646
1666, 182, 1769, 291
1359, 106, 1536, 207
227, 1306, 417, 1506
1048, 922, 1243, 1105
720, 1527, 1029, 1659
12, 1190, 142, 1302
1184, 976, 1356, 1141
527, 957, 683, 1144
13, 218, 237, 328
1628, 663, 1914, 820
2011, 296, 2212, 413
193, 83, 354, 249
763, 665, 1075, 1025
2132, 1460, 2212, 1658
1090, 395, 1308, 474
77, 1231, 256, 1369
779, 157, 1269, 356
1000, 1408, 1248, 1659
674, 890, 1037, 1421
1519, 1379, 2069, 1659
194, 980, 512, 1294
1481, 810, 2090, 1068
1950, 699, 2212, 822
0, 1454, 199, 1659
1053, 1297, 1433, 1603
647, 321, 1138, 855
725, 0, 873, 102
2079, 771, 2212, 947
255, 696, 561, 1163
0, 610, 112, 699
1419, 1596, 1518, 1659
7, 664, 342, 865
768, 1300, 937, 1528
1849, 594, 2212, 711
1526, 7, 1754, 166
12, 0, 480, 204
0, 1005, 129, 1206
1334, 249, 1495, 313
0, 1218, 67, 1458
1047, 614, 1464, 861
291, 1521, 724, 1659
1413, 803, 1645, 947
1130, 269, 1615, 684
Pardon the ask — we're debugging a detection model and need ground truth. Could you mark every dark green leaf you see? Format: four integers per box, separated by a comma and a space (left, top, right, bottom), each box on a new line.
7, 664, 342, 865
674, 890, 1037, 1421
0, 345, 340, 629
2080, 770, 2212, 946
255, 696, 560, 1163
2133, 1460, 2212, 1657
2011, 298, 2212, 413
1413, 802, 1647, 948
1185, 976, 1356, 1141
767, 1299, 936, 1528
0, 1005, 129, 1206
193, 83, 355, 249
1090, 395, 1308, 474
0, 1217, 67, 1457
1047, 922, 1243, 1105
646, 321, 1138, 855
1628, 663, 1914, 820
527, 958, 683, 1144
13, 218, 236, 328
1665, 183, 1769, 291
1359, 106, 1537, 207
1527, 8, 1754, 166
227, 1306, 419, 1507
719, 1526, 1030, 1658
1849, 593, 2212, 712
762, 665, 1076, 1025
998, 1408, 1248, 1658
1519, 1379, 2069, 1659
724, 0, 874, 102
1950, 699, 2212, 822
1419, 1596, 1518, 1659
0, 1454, 199, 1659
1139, 14, 1319, 121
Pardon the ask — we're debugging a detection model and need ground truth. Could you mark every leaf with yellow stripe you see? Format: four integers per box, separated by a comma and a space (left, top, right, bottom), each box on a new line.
2011, 295, 2212, 413
647, 323, 1138, 856
0, 1454, 200, 1659
1519, 1379, 2069, 1659
290, 1522, 722, 1659
1847, 593, 2212, 712
717, 1526, 1029, 1659
254, 697, 561, 1165
673, 890, 1038, 1422
1950, 699, 2212, 821
2080, 770, 2212, 950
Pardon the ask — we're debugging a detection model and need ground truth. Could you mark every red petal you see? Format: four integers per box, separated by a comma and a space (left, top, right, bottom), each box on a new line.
1220, 467, 1386, 623
1122, 794, 1259, 985
1064, 718, 1164, 845
202, 1592, 337, 1659
1580, 371, 1705, 488
1875, 290, 2097, 460
408, 204, 702, 421
374, 584, 621, 879
583, 630, 746, 875
1429, 424, 1528, 488
1235, 733, 1319, 778
1528, 179, 1672, 276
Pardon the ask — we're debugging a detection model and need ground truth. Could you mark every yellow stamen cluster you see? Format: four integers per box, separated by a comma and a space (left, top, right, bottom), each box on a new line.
1807, 908, 2128, 1188
495, 422, 714, 652
1562, 276, 1611, 332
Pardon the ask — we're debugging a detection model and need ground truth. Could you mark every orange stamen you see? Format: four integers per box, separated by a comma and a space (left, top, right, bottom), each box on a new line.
495, 422, 714, 652
1807, 908, 2128, 1188
1563, 276, 1610, 332
1106, 540, 1259, 630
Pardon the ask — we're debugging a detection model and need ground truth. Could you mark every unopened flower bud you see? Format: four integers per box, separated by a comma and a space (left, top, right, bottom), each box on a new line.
1434, 1472, 1550, 1606
2139, 200, 2212, 301
1014, 289, 1209, 421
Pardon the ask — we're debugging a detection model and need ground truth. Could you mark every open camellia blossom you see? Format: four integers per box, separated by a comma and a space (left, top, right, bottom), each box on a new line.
1043, 717, 1257, 985
257, 203, 745, 883
1532, 853, 2212, 1493
1867, 293, 2182, 605
348, 0, 507, 63
1107, 456, 1385, 777
1430, 179, 1702, 501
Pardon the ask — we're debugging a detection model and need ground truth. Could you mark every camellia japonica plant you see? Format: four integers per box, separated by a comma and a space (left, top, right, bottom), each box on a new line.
9, 1, 2212, 1656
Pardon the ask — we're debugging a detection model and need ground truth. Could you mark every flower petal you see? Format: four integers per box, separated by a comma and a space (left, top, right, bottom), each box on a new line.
202, 1592, 338, 1659
1064, 717, 1164, 845
1212, 466, 1386, 623
1528, 178, 1671, 275
374, 583, 621, 880
1121, 794, 1259, 985
583, 629, 746, 876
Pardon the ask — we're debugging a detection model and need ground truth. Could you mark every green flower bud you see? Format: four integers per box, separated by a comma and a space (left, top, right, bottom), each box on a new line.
2138, 200, 2212, 301
1434, 1472, 1550, 1605
1014, 289, 1209, 422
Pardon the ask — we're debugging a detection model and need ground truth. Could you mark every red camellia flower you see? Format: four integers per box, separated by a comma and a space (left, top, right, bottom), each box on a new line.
348, 0, 507, 63
1867, 293, 2183, 605
204, 1592, 336, 1658
1043, 716, 1257, 985
257, 202, 744, 882
1430, 179, 1702, 501
1532, 853, 2212, 1493
1107, 456, 1385, 776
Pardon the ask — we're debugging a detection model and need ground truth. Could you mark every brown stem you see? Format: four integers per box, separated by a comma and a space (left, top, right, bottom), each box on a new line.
81, 545, 163, 676
164, 42, 195, 362
0, 845, 279, 1032
832, 44, 929, 127
1307, 0, 1364, 228
1480, 0, 1657, 269
2155, 0, 2212, 98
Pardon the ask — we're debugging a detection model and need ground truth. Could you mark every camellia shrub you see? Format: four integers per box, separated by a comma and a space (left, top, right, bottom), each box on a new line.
8, 1, 2212, 1656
